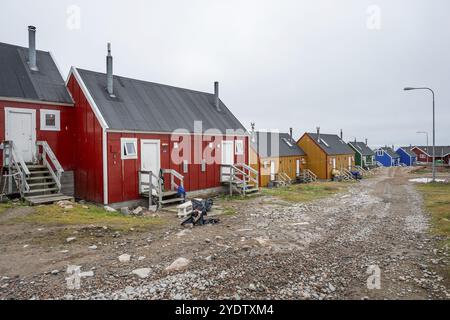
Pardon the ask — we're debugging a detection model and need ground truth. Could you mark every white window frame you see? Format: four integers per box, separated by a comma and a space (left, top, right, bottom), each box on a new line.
377, 150, 383, 156
40, 109, 60, 131
235, 140, 244, 155
121, 138, 138, 160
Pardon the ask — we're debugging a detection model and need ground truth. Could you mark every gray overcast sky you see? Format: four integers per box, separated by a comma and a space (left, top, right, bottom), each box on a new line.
1, 0, 449, 148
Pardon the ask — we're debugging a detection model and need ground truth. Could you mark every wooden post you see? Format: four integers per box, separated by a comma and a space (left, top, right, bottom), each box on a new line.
138, 171, 142, 194
229, 166, 233, 196
148, 171, 153, 208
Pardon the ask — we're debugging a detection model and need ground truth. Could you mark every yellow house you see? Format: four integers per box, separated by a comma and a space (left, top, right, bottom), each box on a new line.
250, 130, 307, 187
297, 130, 355, 180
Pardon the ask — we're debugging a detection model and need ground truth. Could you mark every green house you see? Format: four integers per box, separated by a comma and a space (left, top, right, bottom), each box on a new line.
348, 141, 375, 168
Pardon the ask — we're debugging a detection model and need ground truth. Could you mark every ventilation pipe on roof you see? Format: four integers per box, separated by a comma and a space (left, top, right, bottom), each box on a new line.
106, 43, 114, 97
250, 122, 256, 143
290, 128, 293, 140
28, 26, 37, 71
316, 127, 321, 143
340, 129, 343, 140
365, 138, 368, 146
214, 81, 221, 112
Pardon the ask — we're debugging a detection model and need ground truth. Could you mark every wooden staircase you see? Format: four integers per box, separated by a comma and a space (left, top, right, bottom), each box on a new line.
221, 163, 259, 196
3, 140, 73, 205
139, 169, 185, 209
298, 169, 317, 183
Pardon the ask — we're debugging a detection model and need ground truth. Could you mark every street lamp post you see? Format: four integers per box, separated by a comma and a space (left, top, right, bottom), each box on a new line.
404, 87, 436, 182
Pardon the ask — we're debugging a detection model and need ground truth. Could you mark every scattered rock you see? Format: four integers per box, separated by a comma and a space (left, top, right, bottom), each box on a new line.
132, 206, 144, 215
165, 257, 190, 272
132, 268, 151, 279
88, 245, 98, 250
51, 270, 59, 275
66, 237, 76, 243
138, 256, 146, 261
104, 206, 116, 212
120, 207, 130, 215
118, 254, 131, 262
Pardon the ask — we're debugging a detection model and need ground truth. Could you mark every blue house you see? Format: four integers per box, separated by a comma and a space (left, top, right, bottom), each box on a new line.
374, 147, 400, 167
396, 147, 417, 166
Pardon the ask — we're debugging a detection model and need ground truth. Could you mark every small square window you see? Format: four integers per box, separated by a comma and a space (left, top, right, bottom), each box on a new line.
40, 109, 60, 131
235, 140, 244, 155
121, 138, 137, 159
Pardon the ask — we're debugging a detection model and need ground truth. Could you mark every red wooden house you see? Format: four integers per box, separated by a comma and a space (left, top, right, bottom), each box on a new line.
411, 146, 450, 165
0, 26, 74, 204
1, 27, 251, 207
66, 43, 250, 207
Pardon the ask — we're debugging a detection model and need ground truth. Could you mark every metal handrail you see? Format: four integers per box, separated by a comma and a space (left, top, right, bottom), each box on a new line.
37, 141, 64, 190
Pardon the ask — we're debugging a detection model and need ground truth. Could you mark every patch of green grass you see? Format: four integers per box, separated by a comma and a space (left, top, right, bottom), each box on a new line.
218, 193, 262, 202
417, 183, 450, 244
12, 203, 165, 232
261, 182, 347, 203
222, 207, 237, 216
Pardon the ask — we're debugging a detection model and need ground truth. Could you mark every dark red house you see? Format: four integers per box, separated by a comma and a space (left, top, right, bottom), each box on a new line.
66, 43, 249, 207
0, 26, 74, 204
1, 27, 250, 207
411, 146, 450, 165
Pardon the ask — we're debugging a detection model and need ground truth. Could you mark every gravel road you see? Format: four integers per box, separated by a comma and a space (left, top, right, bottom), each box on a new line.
0, 167, 448, 300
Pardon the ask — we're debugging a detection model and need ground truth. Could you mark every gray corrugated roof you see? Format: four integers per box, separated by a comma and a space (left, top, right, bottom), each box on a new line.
0, 42, 73, 104
415, 146, 450, 157
399, 147, 417, 157
305, 133, 355, 155
348, 141, 374, 156
378, 147, 400, 158
251, 132, 305, 157
76, 68, 246, 133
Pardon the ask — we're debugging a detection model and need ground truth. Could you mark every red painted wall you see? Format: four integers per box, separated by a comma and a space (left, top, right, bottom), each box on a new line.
106, 132, 248, 204
66, 74, 104, 203
0, 100, 75, 169
412, 147, 446, 163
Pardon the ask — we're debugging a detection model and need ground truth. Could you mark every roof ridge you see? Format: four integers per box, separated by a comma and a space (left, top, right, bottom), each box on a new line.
75, 68, 216, 96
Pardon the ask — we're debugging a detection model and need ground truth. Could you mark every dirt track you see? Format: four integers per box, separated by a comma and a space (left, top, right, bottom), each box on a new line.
0, 167, 448, 300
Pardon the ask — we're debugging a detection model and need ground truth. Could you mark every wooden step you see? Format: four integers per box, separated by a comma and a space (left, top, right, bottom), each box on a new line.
28, 170, 51, 175
161, 190, 179, 198
25, 193, 74, 205
159, 197, 185, 205
25, 165, 46, 170
28, 181, 56, 188
24, 187, 59, 194
26, 176, 53, 181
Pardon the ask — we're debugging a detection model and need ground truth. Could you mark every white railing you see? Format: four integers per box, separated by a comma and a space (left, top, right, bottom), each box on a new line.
2, 141, 30, 195
138, 169, 184, 209
220, 163, 259, 196
36, 141, 64, 191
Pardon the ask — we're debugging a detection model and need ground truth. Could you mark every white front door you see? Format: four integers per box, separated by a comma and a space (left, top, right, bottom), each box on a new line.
221, 140, 234, 181
141, 140, 161, 187
5, 108, 36, 163
270, 160, 276, 181
296, 159, 301, 176
348, 157, 352, 170
332, 158, 336, 169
